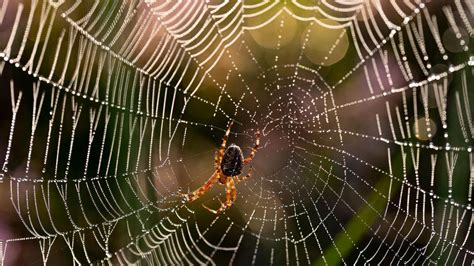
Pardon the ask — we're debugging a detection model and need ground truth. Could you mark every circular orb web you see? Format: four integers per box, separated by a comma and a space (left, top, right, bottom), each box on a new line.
301, 19, 349, 66
248, 12, 298, 50
413, 117, 437, 141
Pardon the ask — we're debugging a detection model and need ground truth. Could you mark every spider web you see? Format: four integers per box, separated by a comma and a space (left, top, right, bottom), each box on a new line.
0, 0, 473, 264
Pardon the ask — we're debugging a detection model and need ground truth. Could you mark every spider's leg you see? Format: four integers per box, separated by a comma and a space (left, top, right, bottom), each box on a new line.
235, 167, 253, 183
185, 170, 221, 202
203, 176, 237, 215
214, 151, 220, 169
243, 129, 260, 164
219, 121, 234, 159
227, 176, 237, 205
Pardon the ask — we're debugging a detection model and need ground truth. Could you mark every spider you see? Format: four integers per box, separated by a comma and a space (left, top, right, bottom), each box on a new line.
182, 122, 260, 214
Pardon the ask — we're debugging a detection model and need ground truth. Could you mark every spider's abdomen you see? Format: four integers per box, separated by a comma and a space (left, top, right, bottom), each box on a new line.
221, 144, 243, 176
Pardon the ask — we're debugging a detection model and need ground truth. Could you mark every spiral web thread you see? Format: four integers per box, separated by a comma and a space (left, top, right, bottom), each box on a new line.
0, 0, 472, 264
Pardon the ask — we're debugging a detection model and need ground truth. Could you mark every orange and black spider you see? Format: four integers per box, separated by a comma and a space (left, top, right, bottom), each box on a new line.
182, 122, 260, 214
